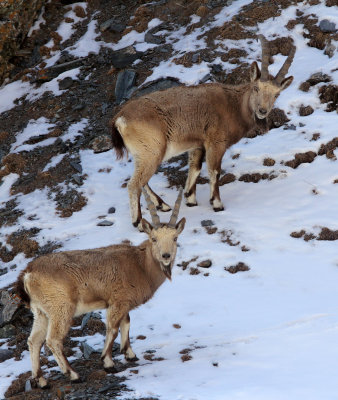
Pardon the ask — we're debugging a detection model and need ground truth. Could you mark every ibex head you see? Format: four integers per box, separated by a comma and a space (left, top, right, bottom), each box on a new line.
141, 188, 186, 280
249, 35, 295, 120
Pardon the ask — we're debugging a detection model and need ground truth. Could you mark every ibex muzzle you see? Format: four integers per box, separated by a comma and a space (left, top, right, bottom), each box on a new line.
111, 35, 296, 229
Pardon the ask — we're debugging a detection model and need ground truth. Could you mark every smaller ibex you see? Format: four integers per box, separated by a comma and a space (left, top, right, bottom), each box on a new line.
15, 189, 185, 388
111, 35, 296, 229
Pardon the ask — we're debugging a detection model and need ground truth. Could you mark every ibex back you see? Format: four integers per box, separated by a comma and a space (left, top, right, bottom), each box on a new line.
15, 189, 185, 388
111, 35, 295, 230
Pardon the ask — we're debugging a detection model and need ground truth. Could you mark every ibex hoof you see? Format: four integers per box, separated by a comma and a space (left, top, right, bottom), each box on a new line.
186, 202, 197, 207
156, 203, 171, 212
126, 355, 139, 362
213, 206, 224, 212
70, 377, 82, 384
104, 366, 118, 373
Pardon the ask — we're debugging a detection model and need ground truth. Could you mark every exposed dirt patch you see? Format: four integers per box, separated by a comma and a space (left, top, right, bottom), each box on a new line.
317, 137, 338, 160
291, 227, 338, 241
284, 151, 317, 169
239, 172, 277, 182
219, 173, 236, 186
263, 158, 276, 166
225, 262, 250, 274
319, 85, 338, 112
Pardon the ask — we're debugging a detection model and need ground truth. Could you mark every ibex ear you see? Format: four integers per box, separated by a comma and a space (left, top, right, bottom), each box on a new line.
176, 218, 186, 235
280, 76, 293, 90
250, 61, 261, 82
141, 218, 153, 234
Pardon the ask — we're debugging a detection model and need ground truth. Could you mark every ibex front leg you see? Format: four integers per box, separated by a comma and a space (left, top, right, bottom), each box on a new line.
206, 144, 226, 211
119, 313, 138, 361
184, 148, 205, 207
101, 306, 126, 371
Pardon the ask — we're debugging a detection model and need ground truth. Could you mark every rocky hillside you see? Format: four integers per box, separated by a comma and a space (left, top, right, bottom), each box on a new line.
0, 0, 337, 399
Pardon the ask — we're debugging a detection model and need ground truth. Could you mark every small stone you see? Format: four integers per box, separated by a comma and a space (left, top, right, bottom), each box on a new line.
97, 220, 114, 226
0, 267, 8, 276
319, 19, 336, 33
81, 312, 92, 329
115, 70, 136, 104
192, 53, 200, 63
108, 207, 116, 214
324, 42, 336, 58
25, 379, 32, 392
201, 220, 214, 227
0, 324, 16, 338
100, 18, 125, 33
0, 348, 14, 362
225, 262, 250, 274
81, 342, 95, 359
307, 72, 331, 86
200, 73, 212, 83
91, 135, 112, 153
0, 290, 20, 325
263, 158, 275, 166
145, 31, 165, 44
299, 105, 314, 116
197, 259, 212, 268
58, 77, 74, 90
299, 81, 310, 92
72, 174, 82, 185
72, 103, 85, 111
69, 161, 82, 173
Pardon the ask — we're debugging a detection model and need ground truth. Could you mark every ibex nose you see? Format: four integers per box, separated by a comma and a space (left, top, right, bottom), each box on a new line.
259, 107, 267, 115
162, 253, 171, 259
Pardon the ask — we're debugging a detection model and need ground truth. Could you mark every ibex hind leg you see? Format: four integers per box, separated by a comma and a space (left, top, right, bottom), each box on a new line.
144, 184, 171, 212
28, 307, 49, 388
205, 145, 226, 212
128, 157, 162, 231
46, 307, 80, 383
184, 148, 205, 206
120, 313, 138, 361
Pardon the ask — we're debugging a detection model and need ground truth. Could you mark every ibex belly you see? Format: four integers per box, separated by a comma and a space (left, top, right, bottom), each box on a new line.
163, 142, 199, 162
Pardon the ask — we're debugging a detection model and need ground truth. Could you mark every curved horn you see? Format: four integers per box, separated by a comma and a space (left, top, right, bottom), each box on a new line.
258, 34, 270, 81
274, 42, 296, 85
142, 188, 160, 227
168, 187, 183, 227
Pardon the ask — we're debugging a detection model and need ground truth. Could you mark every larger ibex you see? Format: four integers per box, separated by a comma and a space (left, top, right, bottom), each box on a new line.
15, 189, 185, 388
111, 36, 295, 229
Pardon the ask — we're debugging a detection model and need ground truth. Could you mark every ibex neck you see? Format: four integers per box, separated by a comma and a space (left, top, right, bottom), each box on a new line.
241, 86, 256, 129
144, 242, 166, 291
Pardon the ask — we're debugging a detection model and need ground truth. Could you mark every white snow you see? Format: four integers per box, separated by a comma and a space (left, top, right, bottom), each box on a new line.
0, 0, 338, 399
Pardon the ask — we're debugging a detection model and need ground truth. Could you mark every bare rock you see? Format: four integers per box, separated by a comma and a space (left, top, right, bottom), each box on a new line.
0, 348, 14, 362
0, 290, 20, 326
197, 259, 212, 268
97, 220, 114, 226
115, 70, 136, 104
319, 19, 337, 33
201, 220, 214, 227
299, 105, 314, 116
0, 0, 46, 84
91, 135, 112, 153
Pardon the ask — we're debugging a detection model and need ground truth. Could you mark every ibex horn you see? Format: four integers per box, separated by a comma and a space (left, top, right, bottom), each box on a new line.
274, 42, 296, 85
258, 34, 270, 81
168, 187, 183, 228
142, 188, 160, 228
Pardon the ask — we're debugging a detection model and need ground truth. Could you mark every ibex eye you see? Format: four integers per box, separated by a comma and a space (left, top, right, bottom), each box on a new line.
174, 237, 178, 242
152, 238, 157, 243
254, 86, 258, 92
